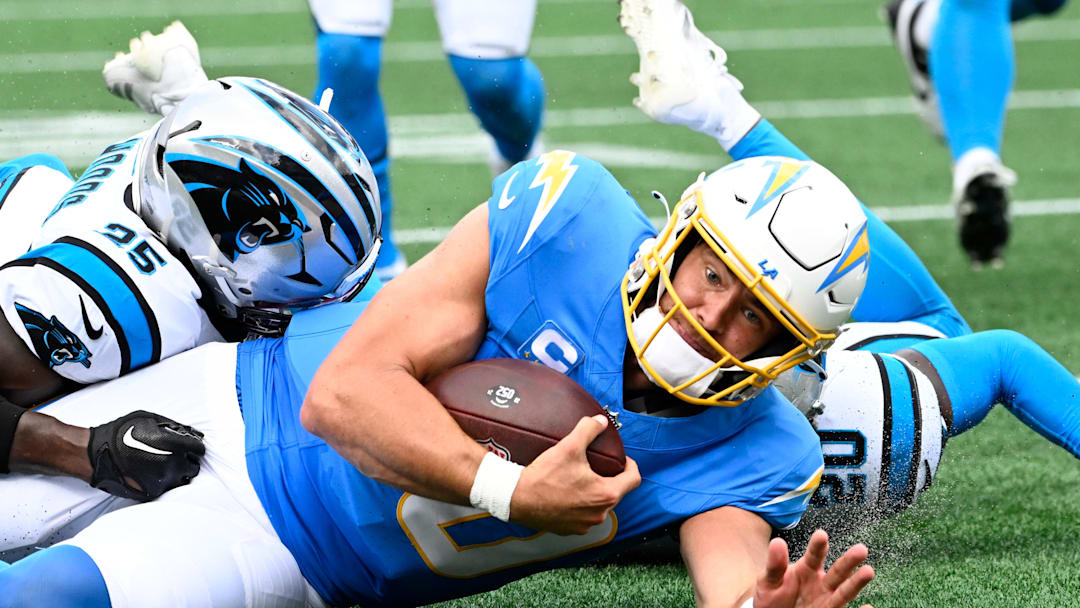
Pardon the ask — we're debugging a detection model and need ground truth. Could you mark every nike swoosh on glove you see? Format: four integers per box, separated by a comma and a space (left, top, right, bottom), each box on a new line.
88, 410, 206, 501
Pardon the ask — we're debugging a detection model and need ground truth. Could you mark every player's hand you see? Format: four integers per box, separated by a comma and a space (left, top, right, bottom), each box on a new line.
87, 410, 205, 502
754, 530, 875, 608
510, 414, 641, 535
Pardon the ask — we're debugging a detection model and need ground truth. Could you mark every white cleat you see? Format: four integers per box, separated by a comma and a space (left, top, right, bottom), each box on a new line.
103, 21, 209, 116
884, 0, 944, 139
618, 0, 760, 149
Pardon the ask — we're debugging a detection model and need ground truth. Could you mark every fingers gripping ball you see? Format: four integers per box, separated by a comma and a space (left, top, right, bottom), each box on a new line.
426, 359, 626, 476
87, 410, 206, 501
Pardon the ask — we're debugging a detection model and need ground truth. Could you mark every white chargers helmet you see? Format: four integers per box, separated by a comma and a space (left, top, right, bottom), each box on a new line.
622, 156, 870, 406
134, 77, 381, 336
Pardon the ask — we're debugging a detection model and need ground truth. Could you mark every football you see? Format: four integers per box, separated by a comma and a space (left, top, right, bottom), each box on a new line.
425, 358, 626, 476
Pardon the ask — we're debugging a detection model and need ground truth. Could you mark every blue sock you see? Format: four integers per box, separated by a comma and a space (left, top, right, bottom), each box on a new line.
728, 119, 808, 162
0, 545, 111, 607
932, 0, 1013, 161
729, 120, 970, 337
447, 55, 545, 164
314, 32, 401, 267
1011, 0, 1067, 20
852, 209, 971, 338
914, 330, 1080, 456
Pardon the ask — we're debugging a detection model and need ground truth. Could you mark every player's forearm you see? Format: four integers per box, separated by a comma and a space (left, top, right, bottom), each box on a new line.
680, 507, 770, 608
6, 409, 92, 482
0, 316, 75, 407
302, 363, 484, 505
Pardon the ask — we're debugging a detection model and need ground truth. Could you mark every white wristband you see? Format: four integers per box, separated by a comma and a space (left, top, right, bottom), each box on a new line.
469, 451, 524, 522
739, 597, 754, 608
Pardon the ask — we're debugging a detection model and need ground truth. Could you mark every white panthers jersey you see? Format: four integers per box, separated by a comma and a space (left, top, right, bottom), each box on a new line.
776, 320, 950, 528
808, 349, 947, 521
0, 161, 74, 263
0, 138, 221, 385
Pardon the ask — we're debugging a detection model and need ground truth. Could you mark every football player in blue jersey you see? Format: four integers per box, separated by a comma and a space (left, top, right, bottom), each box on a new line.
0, 69, 382, 508
0, 62, 882, 608
303, 0, 547, 281
884, 0, 1069, 267
618, 0, 1080, 534
0, 158, 876, 606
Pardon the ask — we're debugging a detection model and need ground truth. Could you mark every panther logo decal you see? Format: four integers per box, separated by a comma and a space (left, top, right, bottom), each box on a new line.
170, 158, 312, 262
15, 303, 92, 369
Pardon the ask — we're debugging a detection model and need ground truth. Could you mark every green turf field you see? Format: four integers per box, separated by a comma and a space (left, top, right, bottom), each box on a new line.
3, 0, 1080, 605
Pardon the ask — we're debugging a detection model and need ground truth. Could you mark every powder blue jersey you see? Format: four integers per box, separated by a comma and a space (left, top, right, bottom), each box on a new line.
239, 152, 824, 607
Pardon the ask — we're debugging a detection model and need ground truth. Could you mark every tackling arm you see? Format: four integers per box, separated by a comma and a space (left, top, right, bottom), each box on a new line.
0, 310, 87, 477
6, 408, 91, 480
2, 395, 206, 502
0, 312, 205, 500
0, 309, 74, 406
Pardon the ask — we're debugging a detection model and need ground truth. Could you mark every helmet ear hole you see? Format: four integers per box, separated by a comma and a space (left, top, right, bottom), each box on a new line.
669, 230, 702, 281
154, 145, 166, 179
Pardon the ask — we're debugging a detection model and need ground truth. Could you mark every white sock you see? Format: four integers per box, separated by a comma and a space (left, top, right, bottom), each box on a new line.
952, 147, 1015, 196
700, 84, 762, 152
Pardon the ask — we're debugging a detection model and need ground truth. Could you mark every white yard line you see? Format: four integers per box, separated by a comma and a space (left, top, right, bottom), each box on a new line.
4, 87, 1079, 162
0, 0, 305, 20
0, 0, 615, 20
0, 113, 1075, 242
2, 20, 1077, 74
394, 198, 1080, 245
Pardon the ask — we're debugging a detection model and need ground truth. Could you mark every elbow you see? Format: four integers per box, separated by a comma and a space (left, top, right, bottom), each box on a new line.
300, 383, 336, 438
301, 384, 399, 487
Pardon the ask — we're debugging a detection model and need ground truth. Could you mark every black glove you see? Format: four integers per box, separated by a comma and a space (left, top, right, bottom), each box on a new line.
87, 410, 206, 501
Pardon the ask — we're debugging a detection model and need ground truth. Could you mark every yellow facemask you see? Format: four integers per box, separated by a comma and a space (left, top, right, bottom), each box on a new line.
621, 189, 843, 406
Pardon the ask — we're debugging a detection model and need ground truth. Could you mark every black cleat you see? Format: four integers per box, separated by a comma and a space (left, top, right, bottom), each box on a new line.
956, 173, 1010, 268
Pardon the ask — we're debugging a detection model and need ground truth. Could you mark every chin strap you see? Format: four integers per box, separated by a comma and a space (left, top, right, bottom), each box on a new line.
237, 307, 293, 339
631, 305, 721, 398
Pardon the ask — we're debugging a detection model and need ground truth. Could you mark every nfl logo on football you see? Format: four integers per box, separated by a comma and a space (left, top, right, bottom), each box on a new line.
477, 437, 511, 461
